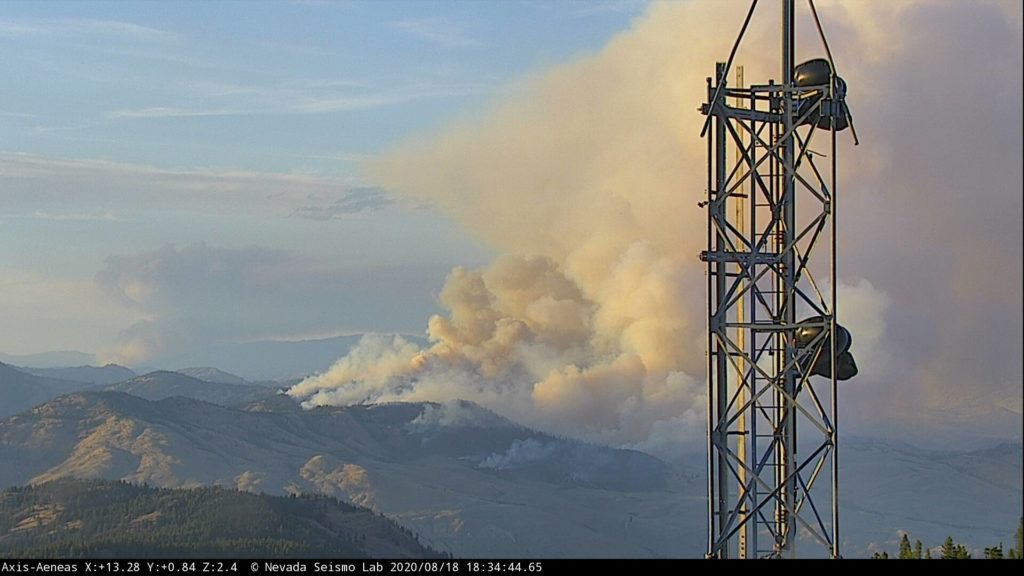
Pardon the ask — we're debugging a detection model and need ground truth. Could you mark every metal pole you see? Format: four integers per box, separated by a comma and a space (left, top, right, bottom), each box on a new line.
830, 64, 841, 560
780, 0, 797, 556
704, 73, 716, 560
714, 61, 731, 559
734, 65, 748, 560
748, 99, 759, 559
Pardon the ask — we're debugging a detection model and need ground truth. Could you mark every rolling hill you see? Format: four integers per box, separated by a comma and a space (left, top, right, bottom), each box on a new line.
15, 364, 136, 386
0, 478, 439, 558
0, 362, 94, 418
102, 371, 278, 406
0, 390, 1018, 557
0, 392, 704, 557
175, 367, 249, 385
0, 351, 94, 369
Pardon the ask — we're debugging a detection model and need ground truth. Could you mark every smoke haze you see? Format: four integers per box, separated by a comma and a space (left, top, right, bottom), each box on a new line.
289, 0, 1023, 454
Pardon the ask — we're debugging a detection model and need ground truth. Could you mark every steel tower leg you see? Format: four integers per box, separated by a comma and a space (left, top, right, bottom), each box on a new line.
701, 0, 853, 559
779, 0, 797, 556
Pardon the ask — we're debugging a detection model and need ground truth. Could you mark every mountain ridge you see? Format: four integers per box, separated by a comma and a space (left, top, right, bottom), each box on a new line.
0, 391, 695, 557
0, 477, 440, 558
102, 371, 278, 406
15, 363, 135, 386
0, 362, 96, 419
0, 390, 1018, 557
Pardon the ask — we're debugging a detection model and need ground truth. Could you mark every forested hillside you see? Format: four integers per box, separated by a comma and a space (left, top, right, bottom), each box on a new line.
0, 478, 440, 558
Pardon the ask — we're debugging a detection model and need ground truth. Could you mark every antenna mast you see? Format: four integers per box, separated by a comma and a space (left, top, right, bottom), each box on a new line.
700, 0, 858, 558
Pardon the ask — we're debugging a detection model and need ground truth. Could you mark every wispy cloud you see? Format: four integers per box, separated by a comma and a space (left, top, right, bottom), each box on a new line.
565, 0, 649, 18
0, 210, 123, 222
0, 151, 355, 216
289, 81, 490, 113
106, 107, 240, 120
389, 16, 483, 48
0, 20, 42, 36
0, 18, 172, 41
291, 187, 394, 220
103, 80, 493, 120
288, 0, 354, 6
55, 18, 172, 40
0, 110, 37, 119
29, 210, 124, 222
300, 152, 375, 163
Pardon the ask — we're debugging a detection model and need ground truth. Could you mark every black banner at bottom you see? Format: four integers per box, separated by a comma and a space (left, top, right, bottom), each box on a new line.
1, 558, 884, 574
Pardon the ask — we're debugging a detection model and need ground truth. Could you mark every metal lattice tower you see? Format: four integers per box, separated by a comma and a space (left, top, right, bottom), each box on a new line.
700, 0, 858, 559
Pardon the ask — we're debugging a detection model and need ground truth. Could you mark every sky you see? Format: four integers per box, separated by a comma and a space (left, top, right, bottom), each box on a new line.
2, 0, 1022, 450
0, 0, 649, 356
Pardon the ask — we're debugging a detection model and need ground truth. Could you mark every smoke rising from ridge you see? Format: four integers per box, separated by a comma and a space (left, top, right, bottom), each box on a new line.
289, 0, 1024, 453
285, 1, 770, 455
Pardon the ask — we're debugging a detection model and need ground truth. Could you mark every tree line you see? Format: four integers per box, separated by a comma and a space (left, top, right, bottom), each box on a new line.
871, 518, 1023, 559
0, 478, 441, 559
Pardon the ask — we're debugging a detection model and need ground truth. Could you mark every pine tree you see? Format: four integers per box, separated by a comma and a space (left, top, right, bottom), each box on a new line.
914, 539, 923, 559
925, 548, 932, 559
984, 543, 1004, 559
872, 551, 889, 559
1011, 517, 1023, 560
898, 534, 914, 559
941, 536, 957, 559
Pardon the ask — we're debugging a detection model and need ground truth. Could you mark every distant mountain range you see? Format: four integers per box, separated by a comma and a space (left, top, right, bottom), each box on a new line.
175, 367, 248, 385
103, 371, 277, 406
17, 364, 136, 386
0, 362, 95, 418
0, 478, 440, 558
154, 334, 424, 381
839, 437, 1022, 555
0, 391, 703, 557
2, 333, 425, 382
0, 361, 1020, 557
0, 351, 94, 369
1, 364, 276, 418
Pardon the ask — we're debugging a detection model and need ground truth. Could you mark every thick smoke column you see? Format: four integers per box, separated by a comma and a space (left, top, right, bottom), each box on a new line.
289, 0, 1024, 452
288, 2, 763, 455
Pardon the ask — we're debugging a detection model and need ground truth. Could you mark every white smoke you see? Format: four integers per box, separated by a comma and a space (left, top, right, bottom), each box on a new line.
478, 439, 560, 471
287, 2, 744, 454
287, 254, 708, 452
289, 0, 1023, 452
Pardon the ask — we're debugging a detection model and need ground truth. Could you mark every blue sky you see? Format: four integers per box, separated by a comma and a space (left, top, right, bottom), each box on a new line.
2, 0, 646, 172
0, 0, 648, 357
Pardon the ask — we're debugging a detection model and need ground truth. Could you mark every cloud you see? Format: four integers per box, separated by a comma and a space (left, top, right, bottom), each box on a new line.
564, 0, 649, 18
389, 16, 483, 48
105, 107, 239, 120
0, 18, 171, 41
0, 210, 124, 222
0, 151, 361, 217
289, 0, 1023, 452
287, 81, 493, 114
94, 243, 447, 365
91, 79, 495, 122
0, 110, 37, 119
291, 187, 395, 219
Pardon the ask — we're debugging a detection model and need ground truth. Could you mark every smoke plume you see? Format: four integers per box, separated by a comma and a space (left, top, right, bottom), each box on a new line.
289, 0, 1023, 453
286, 1, 762, 456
